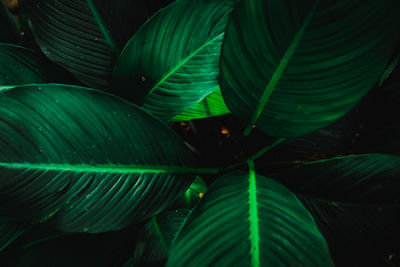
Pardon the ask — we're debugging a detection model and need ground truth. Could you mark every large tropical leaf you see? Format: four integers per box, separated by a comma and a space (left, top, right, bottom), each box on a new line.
0, 83, 198, 233
170, 90, 231, 122
113, 0, 235, 120
220, 0, 400, 137
269, 154, 400, 264
0, 43, 76, 85
23, 0, 171, 89
0, 2, 20, 44
167, 171, 333, 267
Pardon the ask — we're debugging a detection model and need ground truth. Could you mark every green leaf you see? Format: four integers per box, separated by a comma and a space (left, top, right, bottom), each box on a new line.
182, 176, 207, 208
0, 218, 30, 252
23, 0, 168, 89
0, 43, 76, 85
270, 154, 400, 264
167, 171, 333, 267
132, 209, 190, 266
0, 2, 20, 44
220, 0, 400, 137
112, 0, 235, 120
0, 83, 198, 233
170, 90, 231, 121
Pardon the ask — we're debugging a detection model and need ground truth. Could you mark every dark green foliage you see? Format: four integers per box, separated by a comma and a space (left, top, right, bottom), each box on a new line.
113, 0, 235, 120
1, 0, 400, 266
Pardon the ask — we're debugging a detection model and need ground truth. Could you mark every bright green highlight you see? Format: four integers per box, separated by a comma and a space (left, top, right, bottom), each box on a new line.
171, 89, 230, 121
247, 160, 260, 267
244, 0, 320, 136
0, 162, 219, 174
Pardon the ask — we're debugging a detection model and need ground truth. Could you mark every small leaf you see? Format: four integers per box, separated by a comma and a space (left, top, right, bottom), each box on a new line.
132, 209, 190, 266
171, 90, 231, 122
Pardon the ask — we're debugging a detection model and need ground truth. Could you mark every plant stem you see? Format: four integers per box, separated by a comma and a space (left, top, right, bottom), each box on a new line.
248, 138, 286, 161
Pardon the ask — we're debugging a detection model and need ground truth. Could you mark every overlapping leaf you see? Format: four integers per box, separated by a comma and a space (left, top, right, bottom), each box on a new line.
0, 43, 76, 85
0, 84, 197, 233
167, 171, 333, 267
270, 154, 400, 264
220, 0, 400, 137
132, 209, 189, 266
23, 0, 169, 89
171, 90, 231, 121
113, 0, 235, 120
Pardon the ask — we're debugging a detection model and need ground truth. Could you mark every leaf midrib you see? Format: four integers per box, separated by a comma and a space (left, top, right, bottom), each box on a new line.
146, 33, 224, 97
0, 162, 219, 174
248, 160, 260, 267
244, 0, 320, 136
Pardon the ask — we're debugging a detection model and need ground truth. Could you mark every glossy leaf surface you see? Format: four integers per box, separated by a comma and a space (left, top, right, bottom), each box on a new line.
167, 171, 333, 267
0, 43, 75, 85
220, 0, 400, 137
23, 0, 169, 89
171, 90, 231, 121
0, 84, 197, 233
0, 2, 20, 44
113, 0, 234, 120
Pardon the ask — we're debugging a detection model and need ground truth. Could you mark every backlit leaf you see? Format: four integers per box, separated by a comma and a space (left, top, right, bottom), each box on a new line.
171, 90, 231, 122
